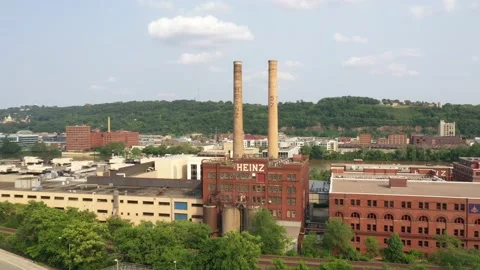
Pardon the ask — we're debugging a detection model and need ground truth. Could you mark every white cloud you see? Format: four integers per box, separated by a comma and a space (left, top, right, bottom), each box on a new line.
137, 0, 173, 9
271, 0, 363, 10
409, 5, 433, 19
399, 48, 423, 57
473, 56, 479, 62
342, 56, 376, 67
209, 66, 224, 72
387, 63, 419, 77
245, 70, 297, 82
444, 0, 456, 12
106, 76, 117, 83
175, 51, 222, 65
90, 84, 105, 90
148, 16, 254, 47
284, 60, 304, 68
334, 33, 368, 44
193, 1, 232, 13
472, 1, 480, 9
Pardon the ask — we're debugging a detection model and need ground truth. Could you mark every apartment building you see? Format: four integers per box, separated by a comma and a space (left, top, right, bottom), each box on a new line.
439, 120, 456, 136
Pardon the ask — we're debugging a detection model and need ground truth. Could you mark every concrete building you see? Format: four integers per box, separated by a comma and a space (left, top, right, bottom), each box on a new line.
317, 140, 339, 152
439, 120, 456, 136
66, 125, 92, 152
0, 179, 204, 224
0, 131, 40, 148
329, 176, 480, 254
453, 157, 480, 182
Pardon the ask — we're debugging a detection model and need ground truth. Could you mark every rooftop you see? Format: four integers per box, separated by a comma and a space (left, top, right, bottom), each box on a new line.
330, 178, 480, 198
330, 162, 452, 169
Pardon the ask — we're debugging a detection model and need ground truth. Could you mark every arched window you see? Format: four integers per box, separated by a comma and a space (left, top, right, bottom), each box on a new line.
367, 213, 377, 219
335, 212, 344, 218
436, 217, 447, 223
475, 219, 480, 225
351, 212, 360, 218
418, 216, 429, 222
454, 217, 465, 224
384, 214, 394, 220
401, 215, 411, 221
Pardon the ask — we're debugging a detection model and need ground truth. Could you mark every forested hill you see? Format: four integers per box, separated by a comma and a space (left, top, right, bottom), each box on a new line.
1, 96, 479, 137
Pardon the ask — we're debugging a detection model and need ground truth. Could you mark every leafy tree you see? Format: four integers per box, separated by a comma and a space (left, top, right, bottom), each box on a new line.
382, 233, 407, 263
310, 168, 331, 181
194, 231, 261, 270
98, 142, 126, 156
321, 218, 355, 258
301, 231, 321, 258
0, 138, 21, 155
272, 259, 290, 270
364, 237, 380, 259
319, 259, 352, 270
249, 208, 289, 255
294, 261, 309, 270
105, 216, 132, 236
429, 233, 480, 269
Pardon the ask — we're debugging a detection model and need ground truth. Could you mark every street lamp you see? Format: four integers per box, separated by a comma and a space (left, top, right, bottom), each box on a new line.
173, 260, 177, 270
114, 259, 119, 270
58, 237, 71, 270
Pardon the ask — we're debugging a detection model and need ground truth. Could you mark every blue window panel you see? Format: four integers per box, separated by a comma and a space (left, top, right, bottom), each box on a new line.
174, 213, 188, 220
174, 202, 188, 210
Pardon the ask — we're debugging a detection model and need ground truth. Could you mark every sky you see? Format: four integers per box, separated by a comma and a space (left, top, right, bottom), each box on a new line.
0, 0, 479, 109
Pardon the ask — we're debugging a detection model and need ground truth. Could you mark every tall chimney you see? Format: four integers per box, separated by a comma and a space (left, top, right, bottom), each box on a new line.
268, 60, 279, 159
107, 117, 111, 133
233, 61, 244, 159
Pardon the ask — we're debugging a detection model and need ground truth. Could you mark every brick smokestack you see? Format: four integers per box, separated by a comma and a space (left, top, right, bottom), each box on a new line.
233, 61, 244, 159
268, 60, 279, 159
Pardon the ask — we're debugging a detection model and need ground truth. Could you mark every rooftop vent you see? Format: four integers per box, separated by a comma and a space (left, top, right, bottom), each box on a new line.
389, 177, 407, 188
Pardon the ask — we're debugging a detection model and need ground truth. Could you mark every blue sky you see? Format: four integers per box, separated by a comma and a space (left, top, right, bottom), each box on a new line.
0, 0, 479, 108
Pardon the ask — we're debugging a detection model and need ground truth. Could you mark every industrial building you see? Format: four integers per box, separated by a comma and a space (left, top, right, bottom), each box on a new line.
66, 125, 92, 151
201, 60, 310, 248
439, 120, 456, 136
453, 157, 480, 182
411, 134, 466, 148
329, 175, 480, 254
330, 160, 453, 181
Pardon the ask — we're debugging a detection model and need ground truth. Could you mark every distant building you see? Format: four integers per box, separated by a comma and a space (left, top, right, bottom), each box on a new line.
0, 131, 39, 148
66, 126, 92, 152
387, 134, 408, 145
452, 157, 480, 182
358, 134, 372, 144
411, 135, 466, 148
439, 120, 456, 136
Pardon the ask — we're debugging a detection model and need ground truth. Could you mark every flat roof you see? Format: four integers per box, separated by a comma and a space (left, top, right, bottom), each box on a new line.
0, 181, 201, 199
330, 178, 480, 199
330, 163, 452, 169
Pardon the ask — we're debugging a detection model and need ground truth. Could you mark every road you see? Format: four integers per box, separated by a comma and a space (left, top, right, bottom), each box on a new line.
0, 249, 50, 270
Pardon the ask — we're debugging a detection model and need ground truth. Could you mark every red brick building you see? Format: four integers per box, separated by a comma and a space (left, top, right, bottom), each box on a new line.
201, 157, 310, 233
66, 125, 91, 151
387, 134, 408, 145
359, 134, 372, 144
453, 157, 480, 182
91, 131, 139, 148
411, 135, 466, 148
329, 176, 480, 254
331, 161, 453, 181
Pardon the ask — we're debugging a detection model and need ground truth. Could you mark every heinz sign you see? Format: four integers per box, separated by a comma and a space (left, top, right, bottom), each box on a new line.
234, 163, 265, 172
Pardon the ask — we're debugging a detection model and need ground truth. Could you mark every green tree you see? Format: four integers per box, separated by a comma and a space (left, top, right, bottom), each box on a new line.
294, 261, 309, 270
301, 231, 321, 258
321, 218, 356, 258
272, 259, 291, 270
382, 233, 407, 263
249, 208, 289, 255
195, 231, 261, 270
99, 142, 126, 156
319, 259, 352, 270
364, 237, 380, 259
429, 233, 480, 269
0, 138, 21, 155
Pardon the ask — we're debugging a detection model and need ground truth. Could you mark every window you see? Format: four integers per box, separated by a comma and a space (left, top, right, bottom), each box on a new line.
436, 228, 446, 235
436, 217, 447, 223
418, 227, 429, 234
384, 214, 394, 220
192, 215, 203, 219
383, 225, 393, 232
334, 199, 344, 206
335, 212, 344, 218
437, 203, 447, 210
207, 172, 216, 179
351, 199, 361, 206
159, 213, 170, 217
367, 224, 377, 231
287, 198, 296, 206
454, 217, 465, 224
454, 229, 465, 237
27, 195, 36, 199
475, 219, 480, 225
401, 226, 411, 233
143, 212, 154, 216
14, 194, 23, 198
287, 186, 296, 194
1, 194, 10, 198
418, 216, 429, 222
54, 196, 64, 200
97, 209, 108, 213
269, 197, 282, 205
40, 196, 50, 200
192, 203, 203, 207
208, 184, 217, 191
97, 198, 108, 203
401, 215, 412, 221
401, 201, 411, 208
159, 202, 170, 206
83, 198, 93, 202
127, 200, 138, 204
406, 240, 411, 246
286, 174, 297, 181
367, 213, 377, 219
174, 213, 188, 220
174, 202, 188, 210
351, 212, 360, 218
68, 197, 78, 201
351, 223, 360, 230
367, 200, 377, 207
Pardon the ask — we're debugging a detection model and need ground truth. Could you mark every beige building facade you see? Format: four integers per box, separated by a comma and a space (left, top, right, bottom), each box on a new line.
439, 120, 456, 136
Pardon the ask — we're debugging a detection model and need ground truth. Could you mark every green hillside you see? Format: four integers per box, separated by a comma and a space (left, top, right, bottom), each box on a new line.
0, 96, 479, 137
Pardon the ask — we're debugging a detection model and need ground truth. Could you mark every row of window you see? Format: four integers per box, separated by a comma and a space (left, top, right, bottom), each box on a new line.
206, 172, 298, 181
335, 198, 467, 212
351, 222, 479, 237
208, 184, 297, 194
0, 194, 200, 210
271, 209, 297, 218
337, 212, 472, 224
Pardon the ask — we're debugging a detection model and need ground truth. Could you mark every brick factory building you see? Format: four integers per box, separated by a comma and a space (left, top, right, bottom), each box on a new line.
358, 134, 372, 144
330, 160, 453, 181
453, 157, 480, 182
66, 125, 91, 151
387, 134, 408, 145
91, 130, 139, 149
329, 175, 480, 254
411, 135, 466, 148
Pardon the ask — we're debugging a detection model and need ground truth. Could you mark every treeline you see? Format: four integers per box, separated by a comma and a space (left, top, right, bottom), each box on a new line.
1, 96, 480, 137
302, 143, 480, 162
1, 201, 477, 269
0, 139, 61, 159
94, 142, 202, 158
